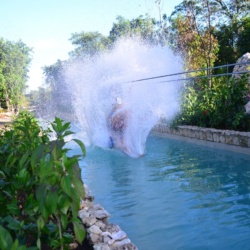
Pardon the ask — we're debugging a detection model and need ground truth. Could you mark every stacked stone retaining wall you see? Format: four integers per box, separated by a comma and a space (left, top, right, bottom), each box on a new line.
78, 184, 138, 250
153, 123, 250, 148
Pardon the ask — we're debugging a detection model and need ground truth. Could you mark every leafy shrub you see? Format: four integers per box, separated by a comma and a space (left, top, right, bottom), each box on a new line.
174, 74, 250, 131
0, 111, 86, 249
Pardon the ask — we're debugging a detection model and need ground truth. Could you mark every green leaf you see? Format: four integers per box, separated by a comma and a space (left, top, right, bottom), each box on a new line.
45, 190, 58, 215
31, 144, 46, 169
4, 216, 21, 231
0, 225, 13, 250
61, 122, 71, 132
72, 139, 86, 157
6, 201, 20, 216
36, 185, 48, 220
37, 216, 44, 231
36, 238, 41, 250
24, 194, 37, 214
62, 232, 74, 243
2, 190, 12, 199
72, 162, 82, 180
61, 175, 72, 197
10, 239, 19, 250
62, 155, 77, 170
62, 130, 74, 137
72, 176, 85, 200
50, 140, 64, 160
60, 213, 68, 230
19, 153, 29, 168
16, 168, 30, 185
58, 195, 71, 214
39, 159, 54, 181
0, 170, 6, 178
73, 221, 85, 243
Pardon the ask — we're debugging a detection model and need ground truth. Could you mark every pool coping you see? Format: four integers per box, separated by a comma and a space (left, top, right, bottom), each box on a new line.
152, 123, 250, 155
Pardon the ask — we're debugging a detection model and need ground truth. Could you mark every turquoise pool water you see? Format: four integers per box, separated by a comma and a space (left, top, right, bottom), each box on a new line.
78, 135, 250, 250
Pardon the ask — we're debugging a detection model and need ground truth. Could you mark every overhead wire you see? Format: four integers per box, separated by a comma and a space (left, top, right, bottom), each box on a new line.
121, 61, 250, 84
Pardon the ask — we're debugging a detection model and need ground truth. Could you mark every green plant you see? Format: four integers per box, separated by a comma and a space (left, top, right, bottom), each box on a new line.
0, 111, 86, 249
173, 74, 250, 131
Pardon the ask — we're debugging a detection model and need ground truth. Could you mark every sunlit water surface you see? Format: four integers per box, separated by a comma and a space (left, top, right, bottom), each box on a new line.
74, 135, 250, 250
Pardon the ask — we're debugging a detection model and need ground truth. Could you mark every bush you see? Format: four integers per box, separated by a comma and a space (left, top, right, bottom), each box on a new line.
0, 111, 86, 249
174, 74, 250, 131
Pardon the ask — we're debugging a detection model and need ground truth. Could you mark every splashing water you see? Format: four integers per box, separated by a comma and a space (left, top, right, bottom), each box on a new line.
64, 38, 183, 157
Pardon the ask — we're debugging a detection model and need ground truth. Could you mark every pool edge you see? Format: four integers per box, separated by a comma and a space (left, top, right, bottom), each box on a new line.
152, 124, 250, 155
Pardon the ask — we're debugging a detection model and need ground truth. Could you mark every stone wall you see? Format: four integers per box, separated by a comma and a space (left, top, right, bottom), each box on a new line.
78, 184, 138, 250
153, 123, 250, 148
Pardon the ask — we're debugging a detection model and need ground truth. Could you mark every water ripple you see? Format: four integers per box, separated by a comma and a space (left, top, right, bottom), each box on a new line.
79, 136, 250, 250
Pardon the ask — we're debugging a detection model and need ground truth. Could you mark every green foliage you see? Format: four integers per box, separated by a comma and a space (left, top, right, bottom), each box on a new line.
0, 111, 86, 249
237, 17, 250, 56
0, 38, 32, 111
69, 31, 111, 58
109, 15, 158, 45
42, 60, 73, 118
169, 0, 220, 72
169, 0, 250, 72
174, 75, 250, 131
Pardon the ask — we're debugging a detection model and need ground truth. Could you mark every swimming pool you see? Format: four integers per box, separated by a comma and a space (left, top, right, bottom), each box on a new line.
78, 135, 250, 250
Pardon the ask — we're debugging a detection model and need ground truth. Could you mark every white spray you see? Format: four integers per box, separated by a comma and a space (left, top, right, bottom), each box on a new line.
64, 38, 183, 157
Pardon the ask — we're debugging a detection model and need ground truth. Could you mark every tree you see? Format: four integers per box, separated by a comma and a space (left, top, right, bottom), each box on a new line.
0, 38, 32, 111
169, 0, 219, 78
212, 0, 250, 67
237, 17, 250, 56
0, 39, 7, 108
109, 15, 160, 45
213, 0, 250, 24
109, 16, 131, 43
69, 31, 111, 58
43, 60, 75, 118
154, 0, 179, 45
27, 87, 52, 117
169, 0, 250, 75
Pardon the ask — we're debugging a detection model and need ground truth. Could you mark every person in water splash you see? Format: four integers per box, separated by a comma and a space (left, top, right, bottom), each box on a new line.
108, 97, 128, 150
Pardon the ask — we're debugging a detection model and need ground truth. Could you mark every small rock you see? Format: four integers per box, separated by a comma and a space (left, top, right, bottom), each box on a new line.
87, 204, 104, 214
82, 216, 97, 226
108, 239, 116, 245
88, 224, 103, 235
112, 238, 131, 248
93, 204, 104, 210
89, 233, 101, 244
69, 242, 78, 249
112, 243, 138, 250
110, 231, 127, 241
95, 220, 107, 230
106, 224, 121, 234
78, 209, 90, 219
101, 232, 112, 242
80, 200, 94, 209
93, 209, 110, 219
93, 243, 112, 250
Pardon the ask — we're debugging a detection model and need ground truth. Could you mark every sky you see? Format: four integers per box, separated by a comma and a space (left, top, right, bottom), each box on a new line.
0, 0, 181, 91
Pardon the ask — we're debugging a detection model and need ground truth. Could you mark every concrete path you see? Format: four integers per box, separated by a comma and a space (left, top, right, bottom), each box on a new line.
0, 112, 13, 128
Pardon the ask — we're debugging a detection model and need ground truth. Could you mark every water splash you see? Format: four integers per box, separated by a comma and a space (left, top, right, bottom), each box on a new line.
64, 38, 183, 157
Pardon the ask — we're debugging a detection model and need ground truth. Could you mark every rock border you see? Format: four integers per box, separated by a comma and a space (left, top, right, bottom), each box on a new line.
78, 184, 138, 250
153, 123, 250, 148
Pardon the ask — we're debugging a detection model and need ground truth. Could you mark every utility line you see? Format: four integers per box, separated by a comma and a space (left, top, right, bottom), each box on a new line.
122, 61, 250, 84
